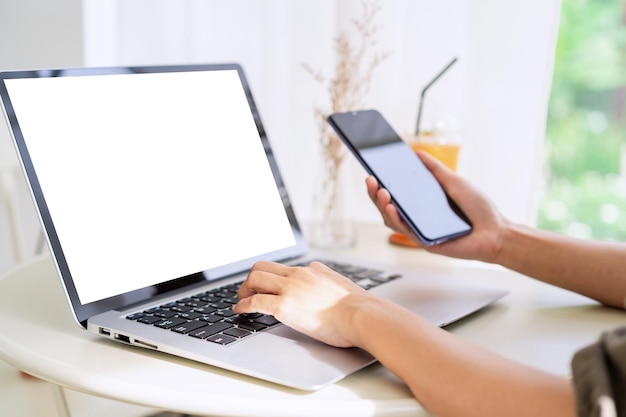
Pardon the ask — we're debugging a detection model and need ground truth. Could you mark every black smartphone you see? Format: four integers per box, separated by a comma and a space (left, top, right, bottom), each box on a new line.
327, 109, 472, 246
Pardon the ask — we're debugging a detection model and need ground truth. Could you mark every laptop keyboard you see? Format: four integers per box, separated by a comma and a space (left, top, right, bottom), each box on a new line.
126, 260, 401, 346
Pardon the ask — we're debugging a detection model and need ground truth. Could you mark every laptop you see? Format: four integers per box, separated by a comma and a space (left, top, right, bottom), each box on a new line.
0, 63, 507, 391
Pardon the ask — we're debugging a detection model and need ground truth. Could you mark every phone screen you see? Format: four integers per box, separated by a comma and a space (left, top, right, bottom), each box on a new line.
328, 109, 472, 245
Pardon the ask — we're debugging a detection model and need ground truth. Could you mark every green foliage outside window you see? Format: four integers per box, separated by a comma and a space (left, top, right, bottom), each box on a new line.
537, 0, 626, 240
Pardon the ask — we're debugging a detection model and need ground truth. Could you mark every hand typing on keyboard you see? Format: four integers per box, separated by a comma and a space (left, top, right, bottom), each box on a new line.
234, 260, 378, 348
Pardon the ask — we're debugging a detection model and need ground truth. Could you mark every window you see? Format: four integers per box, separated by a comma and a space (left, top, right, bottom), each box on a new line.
538, 0, 626, 240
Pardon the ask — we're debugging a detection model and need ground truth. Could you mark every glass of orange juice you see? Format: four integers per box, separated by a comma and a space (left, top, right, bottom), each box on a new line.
388, 129, 461, 247
408, 131, 460, 170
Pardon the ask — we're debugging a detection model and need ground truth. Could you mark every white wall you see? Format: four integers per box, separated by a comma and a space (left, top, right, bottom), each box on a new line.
0, 0, 84, 273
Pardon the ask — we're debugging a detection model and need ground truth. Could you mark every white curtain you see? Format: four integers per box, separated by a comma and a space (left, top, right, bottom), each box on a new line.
83, 0, 561, 225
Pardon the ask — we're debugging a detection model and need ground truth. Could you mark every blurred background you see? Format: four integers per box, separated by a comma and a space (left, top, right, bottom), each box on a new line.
537, 0, 626, 240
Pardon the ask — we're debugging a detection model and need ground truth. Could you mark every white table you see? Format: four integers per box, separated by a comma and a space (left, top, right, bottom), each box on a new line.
1, 223, 624, 416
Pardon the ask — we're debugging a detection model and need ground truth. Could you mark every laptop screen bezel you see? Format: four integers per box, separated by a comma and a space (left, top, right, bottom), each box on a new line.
0, 63, 309, 328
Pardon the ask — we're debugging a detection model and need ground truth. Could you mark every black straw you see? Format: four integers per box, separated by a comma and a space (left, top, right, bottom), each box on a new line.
415, 57, 458, 135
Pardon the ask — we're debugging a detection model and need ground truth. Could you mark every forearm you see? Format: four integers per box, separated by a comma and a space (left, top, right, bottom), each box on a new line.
349, 296, 576, 417
495, 223, 626, 308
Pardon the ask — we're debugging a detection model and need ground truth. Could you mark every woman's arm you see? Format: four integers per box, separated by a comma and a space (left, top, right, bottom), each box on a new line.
367, 151, 626, 308
354, 293, 576, 417
496, 223, 626, 308
234, 261, 576, 417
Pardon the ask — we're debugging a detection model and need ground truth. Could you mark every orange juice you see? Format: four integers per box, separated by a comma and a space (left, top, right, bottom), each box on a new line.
409, 142, 460, 171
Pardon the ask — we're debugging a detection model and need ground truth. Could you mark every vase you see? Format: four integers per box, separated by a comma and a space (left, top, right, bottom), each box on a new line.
307, 160, 356, 249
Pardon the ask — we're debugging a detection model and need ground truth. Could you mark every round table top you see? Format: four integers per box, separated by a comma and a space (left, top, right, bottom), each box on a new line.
1, 224, 624, 416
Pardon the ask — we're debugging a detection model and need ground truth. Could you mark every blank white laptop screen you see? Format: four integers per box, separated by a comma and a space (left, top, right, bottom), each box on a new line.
5, 69, 295, 304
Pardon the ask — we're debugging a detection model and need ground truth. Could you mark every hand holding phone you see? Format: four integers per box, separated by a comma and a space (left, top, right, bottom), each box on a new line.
327, 109, 472, 246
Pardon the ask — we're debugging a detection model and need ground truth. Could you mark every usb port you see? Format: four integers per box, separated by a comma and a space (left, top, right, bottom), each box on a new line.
99, 327, 111, 336
114, 333, 131, 343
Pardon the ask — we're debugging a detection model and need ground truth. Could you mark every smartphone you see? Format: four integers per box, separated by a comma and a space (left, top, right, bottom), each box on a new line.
327, 109, 472, 246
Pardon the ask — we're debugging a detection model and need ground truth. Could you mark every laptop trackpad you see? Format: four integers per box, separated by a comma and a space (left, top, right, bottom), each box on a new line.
268, 324, 324, 345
